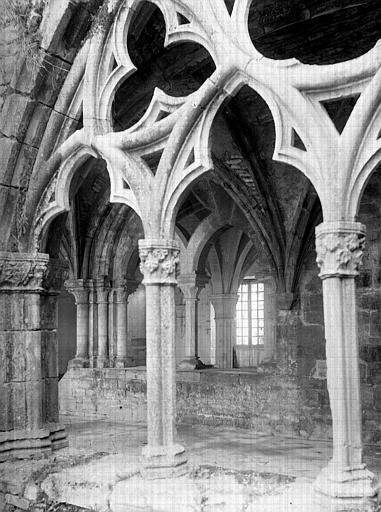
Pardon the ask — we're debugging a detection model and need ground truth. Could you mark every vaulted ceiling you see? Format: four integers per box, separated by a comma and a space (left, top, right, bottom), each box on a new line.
44, 0, 381, 293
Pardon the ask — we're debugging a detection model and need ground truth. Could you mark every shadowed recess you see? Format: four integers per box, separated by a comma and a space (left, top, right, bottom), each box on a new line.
320, 95, 360, 134
112, 2, 215, 132
248, 0, 381, 65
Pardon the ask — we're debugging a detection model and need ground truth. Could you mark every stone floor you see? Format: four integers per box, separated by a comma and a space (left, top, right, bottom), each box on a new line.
3, 416, 381, 511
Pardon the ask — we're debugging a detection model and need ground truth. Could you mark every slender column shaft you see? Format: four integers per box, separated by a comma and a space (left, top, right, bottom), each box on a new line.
88, 283, 95, 366
145, 283, 162, 447
183, 297, 197, 358
323, 277, 362, 468
313, 221, 376, 510
65, 279, 90, 367
108, 290, 115, 363
116, 293, 128, 360
161, 283, 177, 445
76, 301, 89, 358
97, 290, 108, 359
210, 294, 238, 368
94, 280, 110, 368
114, 279, 137, 367
139, 239, 187, 478
177, 273, 208, 366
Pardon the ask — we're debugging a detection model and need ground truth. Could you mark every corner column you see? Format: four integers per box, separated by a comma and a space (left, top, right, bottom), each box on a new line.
0, 252, 67, 461
313, 221, 378, 510
210, 293, 239, 368
138, 239, 187, 478
65, 279, 90, 368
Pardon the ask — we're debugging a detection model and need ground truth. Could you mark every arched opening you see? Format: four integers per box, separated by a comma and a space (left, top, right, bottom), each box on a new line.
39, 155, 147, 419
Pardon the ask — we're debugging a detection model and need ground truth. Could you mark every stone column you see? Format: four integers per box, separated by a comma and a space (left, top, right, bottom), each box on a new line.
210, 293, 239, 368
313, 221, 377, 511
65, 279, 90, 368
95, 278, 110, 368
88, 280, 96, 367
108, 289, 115, 364
0, 252, 67, 461
138, 239, 187, 478
114, 278, 137, 367
177, 273, 208, 367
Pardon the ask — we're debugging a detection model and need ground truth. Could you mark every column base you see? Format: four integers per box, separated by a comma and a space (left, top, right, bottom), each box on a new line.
314, 462, 379, 511
0, 423, 68, 462
95, 356, 109, 368
114, 357, 135, 368
140, 444, 188, 479
68, 357, 89, 369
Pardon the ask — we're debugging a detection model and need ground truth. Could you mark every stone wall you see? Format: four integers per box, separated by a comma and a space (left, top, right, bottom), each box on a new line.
59, 366, 381, 444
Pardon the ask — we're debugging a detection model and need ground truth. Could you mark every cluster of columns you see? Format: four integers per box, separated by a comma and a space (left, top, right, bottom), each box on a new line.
65, 276, 138, 369
1, 223, 376, 510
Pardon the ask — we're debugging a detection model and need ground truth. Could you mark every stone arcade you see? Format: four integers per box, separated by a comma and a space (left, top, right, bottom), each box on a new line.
1, 0, 381, 510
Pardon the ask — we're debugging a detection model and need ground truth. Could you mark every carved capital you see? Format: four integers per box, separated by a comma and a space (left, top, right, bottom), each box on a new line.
0, 252, 49, 292
210, 293, 239, 318
64, 279, 92, 304
178, 272, 209, 300
138, 239, 180, 285
315, 221, 366, 279
43, 259, 70, 293
113, 277, 139, 301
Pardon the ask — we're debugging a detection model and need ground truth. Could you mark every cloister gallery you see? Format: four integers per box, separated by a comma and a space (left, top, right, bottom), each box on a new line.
2, 0, 381, 510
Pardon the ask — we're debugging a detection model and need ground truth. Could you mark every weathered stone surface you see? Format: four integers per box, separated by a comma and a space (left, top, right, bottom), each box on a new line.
5, 493, 30, 510
0, 137, 21, 184
110, 475, 202, 512
23, 103, 52, 147
0, 94, 35, 140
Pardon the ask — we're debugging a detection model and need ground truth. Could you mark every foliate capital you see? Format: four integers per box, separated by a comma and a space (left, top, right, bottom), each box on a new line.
138, 239, 180, 285
0, 252, 49, 292
315, 221, 366, 279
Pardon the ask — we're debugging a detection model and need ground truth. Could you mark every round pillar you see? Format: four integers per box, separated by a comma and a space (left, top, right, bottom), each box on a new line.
313, 221, 378, 511
138, 239, 187, 479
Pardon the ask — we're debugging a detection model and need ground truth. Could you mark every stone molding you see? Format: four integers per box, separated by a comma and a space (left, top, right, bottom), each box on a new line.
138, 239, 180, 285
0, 252, 49, 292
315, 221, 366, 279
